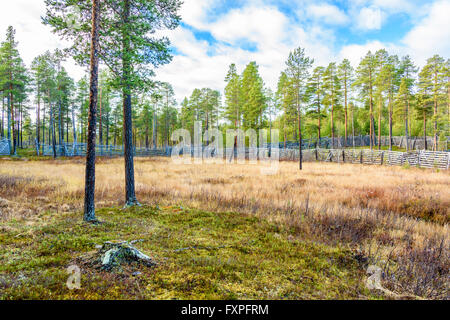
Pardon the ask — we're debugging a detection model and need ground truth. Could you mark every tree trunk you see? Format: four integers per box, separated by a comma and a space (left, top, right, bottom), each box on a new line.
72, 106, 77, 154
7, 95, 11, 152
378, 100, 382, 150
106, 109, 110, 147
331, 103, 335, 149
344, 77, 348, 148
388, 89, 393, 151
9, 82, 16, 155
352, 103, 355, 148
19, 103, 23, 149
50, 102, 57, 158
1, 96, 4, 138
42, 102, 46, 154
99, 87, 103, 145
423, 111, 427, 150
83, 0, 100, 222
433, 71, 438, 151
145, 111, 149, 149
405, 100, 409, 152
369, 70, 374, 150
58, 98, 63, 149
298, 108, 302, 170
152, 110, 157, 149
317, 92, 321, 142
122, 0, 138, 206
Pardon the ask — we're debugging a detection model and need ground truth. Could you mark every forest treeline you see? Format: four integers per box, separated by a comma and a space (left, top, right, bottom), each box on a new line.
0, 28, 449, 154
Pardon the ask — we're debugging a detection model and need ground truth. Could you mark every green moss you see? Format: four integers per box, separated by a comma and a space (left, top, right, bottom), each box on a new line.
0, 205, 379, 300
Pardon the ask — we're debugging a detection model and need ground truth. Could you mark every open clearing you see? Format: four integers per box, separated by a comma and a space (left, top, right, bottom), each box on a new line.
0, 157, 448, 299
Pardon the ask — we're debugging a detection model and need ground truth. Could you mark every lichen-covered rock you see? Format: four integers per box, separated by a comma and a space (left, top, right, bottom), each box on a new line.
99, 241, 156, 271
0, 198, 10, 208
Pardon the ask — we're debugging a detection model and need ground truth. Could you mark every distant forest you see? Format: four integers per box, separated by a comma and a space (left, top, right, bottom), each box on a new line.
0, 26, 449, 153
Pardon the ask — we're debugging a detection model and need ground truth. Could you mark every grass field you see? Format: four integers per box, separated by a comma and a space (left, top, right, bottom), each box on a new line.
0, 155, 448, 299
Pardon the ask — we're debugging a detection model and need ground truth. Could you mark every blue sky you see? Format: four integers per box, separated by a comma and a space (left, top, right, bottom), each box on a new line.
155, 0, 450, 102
1, 0, 449, 103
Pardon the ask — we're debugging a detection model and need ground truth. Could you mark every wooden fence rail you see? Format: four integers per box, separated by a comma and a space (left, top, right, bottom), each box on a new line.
0, 138, 10, 155
20, 142, 450, 170
281, 148, 450, 170
41, 143, 167, 157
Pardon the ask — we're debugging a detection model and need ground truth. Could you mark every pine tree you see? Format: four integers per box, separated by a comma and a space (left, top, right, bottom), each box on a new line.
418, 55, 445, 150
84, 0, 100, 222
414, 88, 433, 150
284, 48, 313, 170
277, 71, 296, 144
374, 49, 389, 150
31, 54, 48, 154
307, 66, 325, 142
380, 54, 400, 150
338, 59, 353, 147
323, 62, 341, 148
398, 55, 418, 151
395, 78, 411, 150
44, 0, 182, 207
0, 26, 28, 155
241, 62, 265, 130
224, 64, 241, 130
354, 51, 377, 149
444, 59, 450, 137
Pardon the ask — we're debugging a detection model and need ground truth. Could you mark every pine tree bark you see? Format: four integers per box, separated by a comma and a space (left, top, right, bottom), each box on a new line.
84, 0, 100, 222
388, 89, 393, 151
433, 70, 438, 151
9, 81, 16, 155
378, 100, 382, 150
298, 108, 302, 170
405, 100, 409, 152
99, 87, 103, 145
152, 110, 157, 149
122, 0, 138, 206
344, 75, 348, 148
331, 103, 335, 149
317, 91, 321, 143
423, 111, 428, 150
50, 102, 57, 158
369, 70, 374, 150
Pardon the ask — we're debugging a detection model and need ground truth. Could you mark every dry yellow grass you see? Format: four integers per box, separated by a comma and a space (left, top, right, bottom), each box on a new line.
0, 157, 449, 298
2, 157, 449, 220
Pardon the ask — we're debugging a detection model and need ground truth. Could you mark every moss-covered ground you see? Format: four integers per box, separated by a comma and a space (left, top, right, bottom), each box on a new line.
0, 205, 379, 300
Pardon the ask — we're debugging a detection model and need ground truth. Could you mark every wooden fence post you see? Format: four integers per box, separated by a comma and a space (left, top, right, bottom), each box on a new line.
360, 150, 363, 164
447, 153, 450, 170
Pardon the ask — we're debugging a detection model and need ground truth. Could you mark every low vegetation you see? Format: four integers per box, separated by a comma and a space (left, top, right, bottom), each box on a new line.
0, 156, 448, 299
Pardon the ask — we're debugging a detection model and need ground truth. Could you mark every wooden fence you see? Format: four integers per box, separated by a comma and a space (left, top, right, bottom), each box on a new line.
21, 142, 450, 170
41, 143, 167, 157
0, 138, 10, 155
280, 148, 450, 170
278, 136, 449, 151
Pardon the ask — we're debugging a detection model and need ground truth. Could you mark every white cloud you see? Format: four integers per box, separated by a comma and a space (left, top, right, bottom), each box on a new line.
179, 0, 217, 30
402, 0, 450, 65
157, 4, 336, 102
356, 6, 384, 30
338, 41, 400, 67
0, 0, 86, 80
1, 0, 449, 107
306, 3, 349, 25
371, 0, 413, 12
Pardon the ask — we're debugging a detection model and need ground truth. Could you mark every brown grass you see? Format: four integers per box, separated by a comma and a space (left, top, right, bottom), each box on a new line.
0, 157, 449, 298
